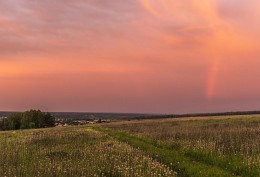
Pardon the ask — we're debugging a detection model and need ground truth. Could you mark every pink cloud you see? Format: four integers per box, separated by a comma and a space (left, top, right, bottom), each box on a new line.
1, 0, 260, 113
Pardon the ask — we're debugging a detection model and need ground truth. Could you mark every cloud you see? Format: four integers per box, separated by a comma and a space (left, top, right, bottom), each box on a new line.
1, 0, 260, 113
0, 0, 139, 57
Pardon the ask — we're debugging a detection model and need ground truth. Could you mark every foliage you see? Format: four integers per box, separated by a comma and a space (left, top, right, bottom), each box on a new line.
0, 110, 55, 131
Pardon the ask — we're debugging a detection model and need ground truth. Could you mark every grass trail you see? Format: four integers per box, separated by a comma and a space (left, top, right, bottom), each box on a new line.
101, 118, 260, 177
94, 127, 239, 177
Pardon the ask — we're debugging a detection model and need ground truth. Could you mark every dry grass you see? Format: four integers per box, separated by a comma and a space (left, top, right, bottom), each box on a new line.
0, 126, 175, 177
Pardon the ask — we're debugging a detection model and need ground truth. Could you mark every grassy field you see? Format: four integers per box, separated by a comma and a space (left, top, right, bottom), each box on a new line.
1, 115, 260, 176
0, 126, 174, 177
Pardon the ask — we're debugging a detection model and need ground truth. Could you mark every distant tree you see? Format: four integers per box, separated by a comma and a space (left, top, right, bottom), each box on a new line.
21, 114, 29, 129
44, 112, 55, 127
29, 122, 35, 129
0, 110, 55, 131
98, 118, 102, 123
0, 120, 4, 130
8, 113, 22, 130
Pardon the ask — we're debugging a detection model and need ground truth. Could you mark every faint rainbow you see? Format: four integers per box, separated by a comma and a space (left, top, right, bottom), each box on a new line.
138, 0, 222, 99
206, 60, 219, 99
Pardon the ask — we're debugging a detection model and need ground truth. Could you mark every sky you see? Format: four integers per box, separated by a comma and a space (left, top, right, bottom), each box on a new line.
1, 0, 260, 114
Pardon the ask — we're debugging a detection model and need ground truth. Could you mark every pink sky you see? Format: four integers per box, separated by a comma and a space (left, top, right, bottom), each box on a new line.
1, 0, 260, 113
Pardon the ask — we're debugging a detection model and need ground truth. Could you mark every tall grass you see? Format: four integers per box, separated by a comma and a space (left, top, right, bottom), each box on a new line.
0, 126, 174, 177
96, 127, 236, 177
2, 116, 260, 176
101, 116, 260, 176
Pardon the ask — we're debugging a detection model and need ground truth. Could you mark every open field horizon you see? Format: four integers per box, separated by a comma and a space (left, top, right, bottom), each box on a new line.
2, 115, 260, 176
2, 110, 260, 119
1, 1, 260, 176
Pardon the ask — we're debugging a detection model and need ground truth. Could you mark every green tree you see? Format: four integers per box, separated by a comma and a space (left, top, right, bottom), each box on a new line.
1, 110, 55, 131
7, 113, 22, 130
44, 112, 55, 127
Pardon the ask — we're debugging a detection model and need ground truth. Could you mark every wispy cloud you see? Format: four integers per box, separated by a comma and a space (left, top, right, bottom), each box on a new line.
1, 0, 260, 113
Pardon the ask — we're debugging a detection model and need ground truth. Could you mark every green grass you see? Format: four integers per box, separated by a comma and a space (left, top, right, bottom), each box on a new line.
100, 116, 260, 177
95, 127, 238, 177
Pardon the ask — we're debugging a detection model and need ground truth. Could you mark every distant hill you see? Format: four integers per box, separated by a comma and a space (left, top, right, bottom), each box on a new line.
1, 111, 260, 121
0, 111, 157, 120
50, 112, 157, 120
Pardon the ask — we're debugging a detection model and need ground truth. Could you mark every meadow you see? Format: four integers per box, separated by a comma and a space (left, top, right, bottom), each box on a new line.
100, 115, 260, 176
0, 126, 174, 177
1, 115, 260, 176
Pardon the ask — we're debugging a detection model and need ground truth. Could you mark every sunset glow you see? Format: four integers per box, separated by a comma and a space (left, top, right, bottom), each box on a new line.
1, 0, 260, 113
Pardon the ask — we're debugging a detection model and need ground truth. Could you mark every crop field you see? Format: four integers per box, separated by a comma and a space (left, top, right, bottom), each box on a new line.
1, 115, 260, 176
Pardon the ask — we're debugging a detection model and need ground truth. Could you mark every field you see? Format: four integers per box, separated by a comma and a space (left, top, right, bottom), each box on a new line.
0, 126, 174, 177
1, 115, 260, 176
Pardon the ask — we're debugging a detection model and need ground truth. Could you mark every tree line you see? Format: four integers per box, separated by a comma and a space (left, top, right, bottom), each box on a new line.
0, 110, 55, 131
